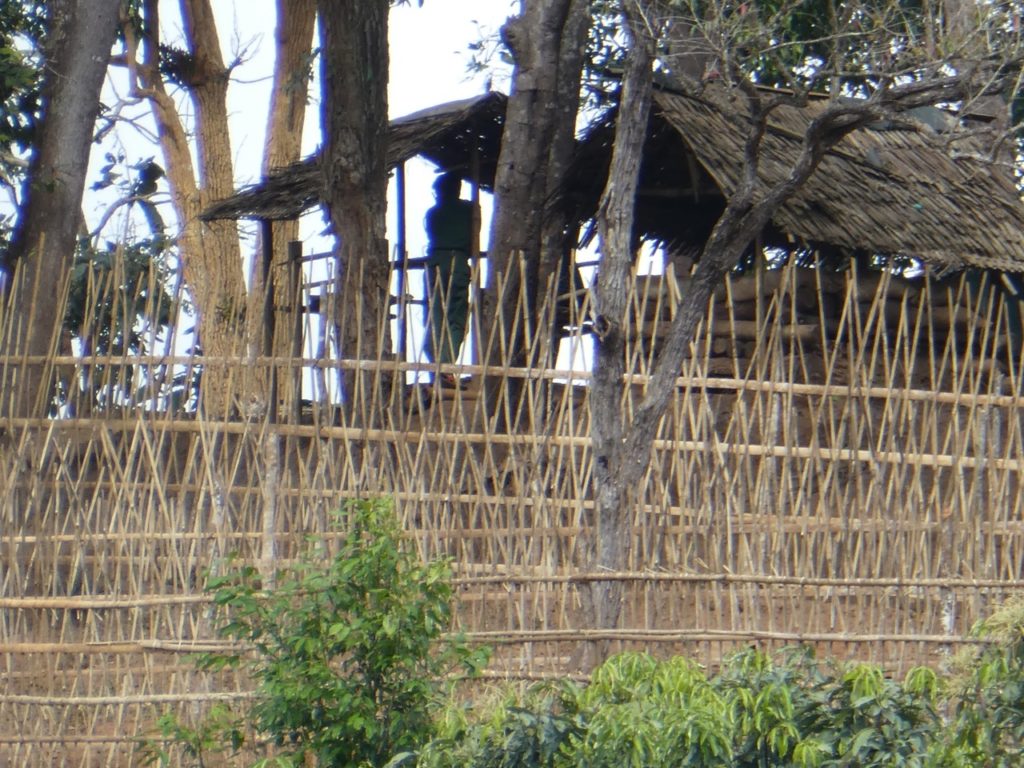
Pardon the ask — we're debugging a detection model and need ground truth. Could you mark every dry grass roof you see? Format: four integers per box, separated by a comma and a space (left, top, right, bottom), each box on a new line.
203, 86, 1024, 273
648, 88, 1024, 272
201, 92, 507, 222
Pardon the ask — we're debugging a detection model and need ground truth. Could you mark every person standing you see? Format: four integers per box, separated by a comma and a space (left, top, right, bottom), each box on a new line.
424, 171, 473, 387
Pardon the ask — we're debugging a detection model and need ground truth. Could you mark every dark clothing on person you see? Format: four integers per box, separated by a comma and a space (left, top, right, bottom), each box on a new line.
426, 197, 473, 254
425, 195, 473, 367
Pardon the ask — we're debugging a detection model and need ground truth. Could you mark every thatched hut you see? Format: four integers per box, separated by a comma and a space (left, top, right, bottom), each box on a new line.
202, 86, 1024, 379
204, 85, 1024, 275
201, 91, 507, 223
566, 86, 1024, 275
555, 85, 1024, 386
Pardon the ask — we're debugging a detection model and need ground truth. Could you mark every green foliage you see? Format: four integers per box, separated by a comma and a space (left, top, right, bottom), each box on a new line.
818, 662, 940, 767
715, 647, 825, 767
141, 565, 1024, 768
0, 1, 43, 249
137, 703, 247, 768
939, 597, 1024, 767
411, 685, 578, 768
65, 237, 174, 357
584, 0, 1023, 113
57, 236, 178, 412
411, 648, 947, 768
716, 647, 940, 767
566, 653, 731, 767
0, 1, 43, 153
152, 499, 488, 767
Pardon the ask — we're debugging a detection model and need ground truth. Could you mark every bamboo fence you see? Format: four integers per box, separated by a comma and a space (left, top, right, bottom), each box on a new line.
2, 252, 1024, 765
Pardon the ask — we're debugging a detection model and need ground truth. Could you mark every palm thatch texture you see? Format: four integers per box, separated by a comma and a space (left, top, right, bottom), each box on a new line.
656, 88, 1024, 272
203, 88, 1024, 280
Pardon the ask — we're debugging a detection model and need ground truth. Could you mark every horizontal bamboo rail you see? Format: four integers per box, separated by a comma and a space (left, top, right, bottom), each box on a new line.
2, 692, 257, 706
10, 359, 1024, 407
4, 256, 1024, 764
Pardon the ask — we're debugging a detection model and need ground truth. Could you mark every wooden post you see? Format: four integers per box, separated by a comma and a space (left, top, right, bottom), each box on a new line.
395, 162, 408, 363
469, 143, 482, 368
261, 218, 277, 424
288, 240, 303, 423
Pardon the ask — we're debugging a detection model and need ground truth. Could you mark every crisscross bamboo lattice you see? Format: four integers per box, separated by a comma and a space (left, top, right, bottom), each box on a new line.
1, 253, 1023, 765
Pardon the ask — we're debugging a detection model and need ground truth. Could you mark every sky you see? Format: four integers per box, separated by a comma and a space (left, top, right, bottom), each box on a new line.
83, 1, 517, 250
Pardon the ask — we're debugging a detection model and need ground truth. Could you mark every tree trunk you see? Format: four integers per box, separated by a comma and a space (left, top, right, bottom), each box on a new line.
482, 0, 589, 431
642, 0, 718, 87
942, 0, 1009, 145
485, 0, 589, 321
122, 0, 248, 419
575, 1, 653, 670
2, 0, 121, 418
574, 2, 985, 670
258, 0, 316, 419
317, 0, 391, 425
255, 0, 316, 583
537, 0, 591, 327
489, 0, 582, 276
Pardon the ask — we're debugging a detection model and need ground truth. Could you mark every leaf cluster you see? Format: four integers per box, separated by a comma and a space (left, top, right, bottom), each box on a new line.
409, 648, 943, 768
0, 0, 43, 154
160, 499, 488, 767
939, 596, 1024, 766
142, 576, 1024, 768
137, 703, 247, 768
64, 236, 173, 355
55, 236, 175, 412
585, 0, 1024, 105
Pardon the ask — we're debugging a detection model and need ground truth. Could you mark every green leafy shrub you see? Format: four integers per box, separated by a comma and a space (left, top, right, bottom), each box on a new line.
408, 684, 578, 768
714, 647, 827, 767
141, 499, 488, 767
715, 647, 940, 768
940, 597, 1024, 767
565, 652, 731, 768
138, 703, 248, 768
139, 546, 1024, 768
409, 649, 944, 768
818, 662, 940, 767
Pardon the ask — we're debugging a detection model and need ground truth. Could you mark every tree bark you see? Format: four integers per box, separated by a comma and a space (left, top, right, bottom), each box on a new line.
640, 0, 718, 87
576, 0, 653, 669
576, 3, 995, 670
2, 0, 121, 418
258, 0, 316, 418
942, 0, 1010, 148
486, 0, 589, 314
482, 0, 590, 433
537, 0, 591, 322
122, 0, 248, 419
317, 0, 391, 425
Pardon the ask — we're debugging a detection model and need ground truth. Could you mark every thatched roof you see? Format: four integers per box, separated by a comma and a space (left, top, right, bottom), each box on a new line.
201, 91, 507, 221
565, 87, 1024, 272
651, 88, 1024, 273
204, 85, 1024, 273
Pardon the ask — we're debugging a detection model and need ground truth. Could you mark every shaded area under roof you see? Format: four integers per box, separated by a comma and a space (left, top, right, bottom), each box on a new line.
201, 91, 507, 222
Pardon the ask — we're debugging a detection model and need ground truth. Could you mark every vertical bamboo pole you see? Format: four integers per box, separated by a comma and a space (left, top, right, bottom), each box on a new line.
288, 240, 303, 424
469, 143, 482, 369
395, 162, 409, 363
261, 218, 277, 424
